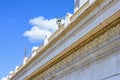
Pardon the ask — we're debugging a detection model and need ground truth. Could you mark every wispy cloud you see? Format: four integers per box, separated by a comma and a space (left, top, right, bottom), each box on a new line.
23, 16, 63, 43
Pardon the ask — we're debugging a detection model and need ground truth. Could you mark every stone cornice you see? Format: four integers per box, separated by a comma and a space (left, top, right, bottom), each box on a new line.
25, 1, 120, 79
54, 34, 120, 80
9, 0, 120, 79
32, 18, 120, 80
25, 13, 120, 80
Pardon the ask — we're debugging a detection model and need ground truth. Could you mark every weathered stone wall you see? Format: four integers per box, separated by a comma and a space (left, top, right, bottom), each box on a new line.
37, 22, 120, 80
9, 0, 120, 80
56, 24, 120, 80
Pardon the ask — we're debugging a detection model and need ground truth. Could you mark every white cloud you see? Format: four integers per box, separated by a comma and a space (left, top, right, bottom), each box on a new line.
29, 17, 58, 32
1, 77, 8, 80
23, 26, 52, 42
23, 16, 64, 42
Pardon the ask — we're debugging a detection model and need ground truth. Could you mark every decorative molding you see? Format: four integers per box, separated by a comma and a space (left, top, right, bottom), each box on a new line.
26, 0, 120, 79
33, 22, 120, 80
9, 0, 120, 79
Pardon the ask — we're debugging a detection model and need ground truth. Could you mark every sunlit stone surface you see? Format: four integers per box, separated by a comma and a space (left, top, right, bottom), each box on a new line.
4, 0, 120, 80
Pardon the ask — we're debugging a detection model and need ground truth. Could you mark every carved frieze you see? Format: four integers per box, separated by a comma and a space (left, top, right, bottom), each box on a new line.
34, 21, 120, 80
32, 0, 120, 79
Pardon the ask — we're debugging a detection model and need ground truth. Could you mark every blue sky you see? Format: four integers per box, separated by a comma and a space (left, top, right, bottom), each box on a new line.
0, 0, 73, 79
